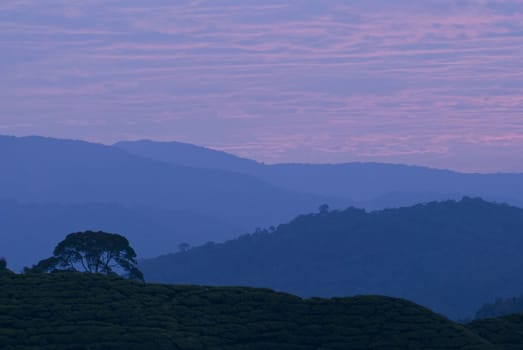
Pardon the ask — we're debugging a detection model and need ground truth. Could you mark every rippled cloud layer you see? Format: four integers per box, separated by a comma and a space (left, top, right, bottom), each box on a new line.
1, 0, 522, 172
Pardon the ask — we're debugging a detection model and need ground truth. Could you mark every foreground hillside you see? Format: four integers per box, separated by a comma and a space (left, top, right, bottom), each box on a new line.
141, 198, 523, 320
469, 313, 523, 350
0, 271, 499, 349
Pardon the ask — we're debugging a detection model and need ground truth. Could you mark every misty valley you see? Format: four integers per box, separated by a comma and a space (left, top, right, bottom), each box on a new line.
1, 135, 523, 349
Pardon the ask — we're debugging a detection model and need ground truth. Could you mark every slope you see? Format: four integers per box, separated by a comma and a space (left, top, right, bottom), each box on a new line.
468, 313, 523, 350
141, 198, 523, 320
0, 271, 495, 349
114, 139, 261, 174
115, 139, 523, 207
0, 135, 347, 220
0, 135, 349, 267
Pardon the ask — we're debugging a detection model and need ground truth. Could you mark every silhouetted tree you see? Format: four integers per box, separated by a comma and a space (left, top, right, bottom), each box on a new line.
31, 231, 143, 281
178, 242, 191, 253
0, 257, 7, 271
319, 204, 330, 214
26, 257, 60, 274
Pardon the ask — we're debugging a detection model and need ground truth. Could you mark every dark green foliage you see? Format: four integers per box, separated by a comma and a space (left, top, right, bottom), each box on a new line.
141, 198, 523, 319
0, 272, 497, 349
29, 231, 143, 281
468, 313, 523, 349
27, 256, 60, 273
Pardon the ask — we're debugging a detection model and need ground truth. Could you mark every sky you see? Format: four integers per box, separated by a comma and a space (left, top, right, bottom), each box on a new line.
1, 0, 523, 172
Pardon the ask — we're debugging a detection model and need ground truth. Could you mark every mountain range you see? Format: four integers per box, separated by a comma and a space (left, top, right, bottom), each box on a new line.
0, 135, 344, 270
115, 139, 523, 207
2, 134, 523, 272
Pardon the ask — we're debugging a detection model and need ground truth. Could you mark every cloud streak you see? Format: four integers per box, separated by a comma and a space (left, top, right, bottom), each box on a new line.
0, 0, 522, 172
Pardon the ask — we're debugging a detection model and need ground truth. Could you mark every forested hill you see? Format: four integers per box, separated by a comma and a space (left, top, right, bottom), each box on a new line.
141, 198, 523, 320
0, 271, 506, 349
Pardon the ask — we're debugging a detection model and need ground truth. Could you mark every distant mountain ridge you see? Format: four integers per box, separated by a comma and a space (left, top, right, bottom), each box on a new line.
0, 135, 347, 270
0, 135, 346, 215
141, 198, 523, 320
114, 139, 262, 174
115, 139, 523, 208
3, 134, 523, 270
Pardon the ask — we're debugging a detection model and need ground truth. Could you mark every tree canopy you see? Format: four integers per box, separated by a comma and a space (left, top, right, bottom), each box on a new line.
30, 231, 143, 281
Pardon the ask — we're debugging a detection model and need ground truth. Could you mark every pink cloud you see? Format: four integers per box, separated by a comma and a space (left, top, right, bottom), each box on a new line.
1, 0, 523, 171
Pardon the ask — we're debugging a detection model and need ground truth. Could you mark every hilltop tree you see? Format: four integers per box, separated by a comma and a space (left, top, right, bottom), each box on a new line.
30, 231, 143, 281
178, 242, 191, 253
318, 204, 330, 214
30, 257, 60, 274
0, 257, 7, 271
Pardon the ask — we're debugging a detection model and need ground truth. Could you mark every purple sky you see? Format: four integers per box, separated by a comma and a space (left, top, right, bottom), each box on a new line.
1, 0, 523, 172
